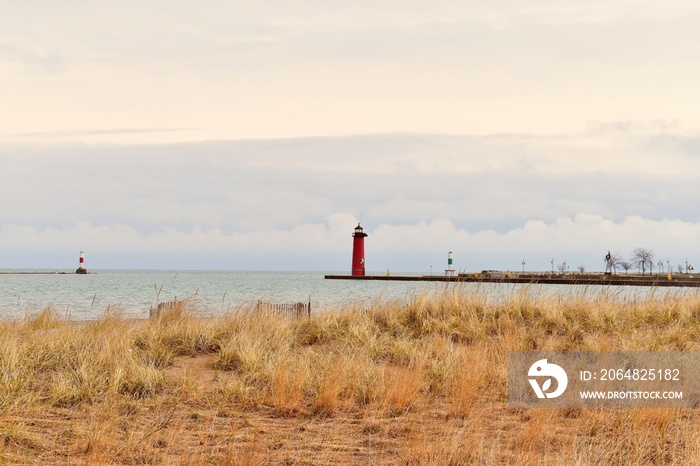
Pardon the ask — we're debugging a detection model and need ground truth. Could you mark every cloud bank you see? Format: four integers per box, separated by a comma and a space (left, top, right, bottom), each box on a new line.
2, 127, 699, 271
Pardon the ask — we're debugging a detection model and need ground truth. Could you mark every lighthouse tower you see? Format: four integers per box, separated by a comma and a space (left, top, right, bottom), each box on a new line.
351, 223, 368, 276
75, 250, 87, 274
445, 251, 455, 277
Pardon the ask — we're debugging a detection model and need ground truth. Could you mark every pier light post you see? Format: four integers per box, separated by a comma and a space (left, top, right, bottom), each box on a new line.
351, 223, 368, 276
445, 252, 455, 277
522, 260, 525, 273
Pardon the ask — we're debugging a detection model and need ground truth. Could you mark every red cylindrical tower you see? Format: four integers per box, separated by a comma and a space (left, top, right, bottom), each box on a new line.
351, 223, 368, 276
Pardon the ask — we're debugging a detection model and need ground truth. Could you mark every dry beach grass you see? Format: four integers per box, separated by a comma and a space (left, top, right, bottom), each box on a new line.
0, 287, 699, 465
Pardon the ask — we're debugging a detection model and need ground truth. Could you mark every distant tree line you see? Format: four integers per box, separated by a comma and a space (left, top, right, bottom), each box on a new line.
604, 248, 693, 275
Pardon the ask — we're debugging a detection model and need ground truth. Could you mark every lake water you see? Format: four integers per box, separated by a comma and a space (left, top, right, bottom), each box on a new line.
0, 270, 441, 320
0, 269, 697, 320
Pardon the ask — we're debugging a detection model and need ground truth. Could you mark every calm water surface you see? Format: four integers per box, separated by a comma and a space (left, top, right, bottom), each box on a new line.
0, 270, 438, 320
0, 269, 696, 320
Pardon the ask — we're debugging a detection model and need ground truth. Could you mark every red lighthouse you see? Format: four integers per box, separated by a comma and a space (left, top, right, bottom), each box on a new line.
351, 223, 368, 276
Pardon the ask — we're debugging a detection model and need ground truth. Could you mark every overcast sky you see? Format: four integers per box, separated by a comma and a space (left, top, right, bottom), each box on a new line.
2, 1, 700, 272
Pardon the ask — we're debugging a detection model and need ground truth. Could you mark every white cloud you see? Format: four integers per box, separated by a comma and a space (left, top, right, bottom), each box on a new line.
369, 214, 700, 272
1, 201, 699, 272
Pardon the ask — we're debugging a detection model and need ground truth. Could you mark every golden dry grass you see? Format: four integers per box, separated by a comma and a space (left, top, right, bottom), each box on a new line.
0, 287, 699, 465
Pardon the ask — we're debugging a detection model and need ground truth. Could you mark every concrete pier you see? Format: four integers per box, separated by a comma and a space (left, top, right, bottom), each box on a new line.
324, 274, 700, 287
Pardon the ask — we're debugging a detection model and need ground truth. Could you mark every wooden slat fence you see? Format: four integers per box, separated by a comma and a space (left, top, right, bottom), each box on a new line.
149, 298, 183, 319
149, 297, 312, 319
256, 299, 311, 319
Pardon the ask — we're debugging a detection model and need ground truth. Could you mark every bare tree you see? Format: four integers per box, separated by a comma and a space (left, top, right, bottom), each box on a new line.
577, 265, 586, 273
611, 252, 628, 273
677, 264, 684, 274
619, 261, 632, 275
605, 251, 623, 274
631, 248, 654, 276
